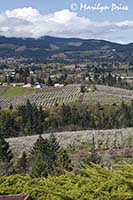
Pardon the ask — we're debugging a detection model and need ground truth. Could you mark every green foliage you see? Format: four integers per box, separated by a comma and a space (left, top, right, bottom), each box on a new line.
83, 136, 101, 165
29, 135, 52, 177
0, 137, 13, 176
0, 164, 132, 200
16, 152, 28, 175
47, 76, 53, 86
0, 100, 133, 138
29, 134, 71, 178
0, 137, 13, 162
130, 100, 133, 127
54, 149, 73, 176
1, 87, 34, 97
80, 85, 85, 93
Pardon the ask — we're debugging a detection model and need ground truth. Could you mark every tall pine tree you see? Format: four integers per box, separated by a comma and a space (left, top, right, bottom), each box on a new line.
0, 137, 13, 175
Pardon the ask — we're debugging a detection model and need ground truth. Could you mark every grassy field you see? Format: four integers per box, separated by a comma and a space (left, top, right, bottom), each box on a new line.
0, 86, 61, 97
1, 87, 33, 97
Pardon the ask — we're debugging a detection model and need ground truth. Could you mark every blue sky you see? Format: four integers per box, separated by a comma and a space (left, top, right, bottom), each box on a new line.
0, 0, 132, 43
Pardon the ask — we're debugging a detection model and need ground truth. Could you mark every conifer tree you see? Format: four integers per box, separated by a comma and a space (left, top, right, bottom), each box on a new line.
30, 135, 48, 155
47, 76, 53, 86
16, 152, 28, 174
0, 137, 13, 162
29, 134, 71, 177
0, 137, 13, 175
29, 135, 53, 177
130, 100, 133, 127
30, 153, 47, 177
9, 104, 13, 111
119, 101, 130, 127
54, 149, 72, 175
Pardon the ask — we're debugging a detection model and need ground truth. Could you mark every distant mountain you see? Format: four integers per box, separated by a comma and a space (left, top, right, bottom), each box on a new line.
0, 35, 133, 62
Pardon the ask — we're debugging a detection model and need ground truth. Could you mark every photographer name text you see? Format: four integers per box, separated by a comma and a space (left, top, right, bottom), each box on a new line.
70, 3, 129, 13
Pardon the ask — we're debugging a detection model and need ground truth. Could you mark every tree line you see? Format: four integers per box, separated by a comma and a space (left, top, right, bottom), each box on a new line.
0, 100, 133, 139
92, 70, 133, 90
0, 133, 72, 177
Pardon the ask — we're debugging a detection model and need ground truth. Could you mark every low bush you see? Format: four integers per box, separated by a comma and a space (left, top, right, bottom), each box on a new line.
0, 164, 132, 200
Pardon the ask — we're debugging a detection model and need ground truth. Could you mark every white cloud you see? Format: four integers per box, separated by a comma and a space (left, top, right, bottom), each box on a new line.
0, 7, 132, 42
6, 7, 40, 19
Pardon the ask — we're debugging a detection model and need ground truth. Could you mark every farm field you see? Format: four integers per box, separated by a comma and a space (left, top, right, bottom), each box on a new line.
0, 84, 132, 108
83, 85, 133, 105
0, 86, 61, 97
7, 127, 133, 165
1, 87, 34, 97
0, 84, 81, 108
0, 86, 7, 95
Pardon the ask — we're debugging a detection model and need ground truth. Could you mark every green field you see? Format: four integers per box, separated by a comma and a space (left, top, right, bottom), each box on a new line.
1, 87, 34, 97
0, 85, 132, 108
0, 86, 61, 97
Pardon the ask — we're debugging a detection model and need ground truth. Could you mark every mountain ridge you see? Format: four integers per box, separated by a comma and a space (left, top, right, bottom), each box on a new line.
0, 35, 133, 62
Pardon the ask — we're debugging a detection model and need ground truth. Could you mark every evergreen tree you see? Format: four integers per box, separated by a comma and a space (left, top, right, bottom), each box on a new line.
47, 76, 53, 86
94, 73, 99, 83
117, 76, 122, 86
48, 134, 60, 166
60, 103, 71, 126
30, 135, 47, 155
0, 137, 13, 162
29, 134, 71, 177
16, 152, 28, 175
9, 104, 13, 111
118, 101, 130, 127
30, 153, 48, 177
130, 100, 133, 127
54, 149, 72, 176
24, 75, 27, 84
101, 74, 106, 85
29, 135, 52, 177
0, 137, 13, 175
30, 76, 34, 85
80, 84, 85, 93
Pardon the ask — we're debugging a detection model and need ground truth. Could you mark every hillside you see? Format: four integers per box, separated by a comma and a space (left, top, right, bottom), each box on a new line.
0, 36, 133, 62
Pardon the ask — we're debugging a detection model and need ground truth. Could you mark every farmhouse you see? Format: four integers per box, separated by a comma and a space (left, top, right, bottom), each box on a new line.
54, 83, 64, 88
33, 82, 42, 89
123, 76, 133, 81
11, 83, 24, 87
23, 83, 32, 88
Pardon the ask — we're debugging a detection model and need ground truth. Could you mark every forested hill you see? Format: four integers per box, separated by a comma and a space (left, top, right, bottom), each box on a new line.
0, 35, 133, 62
